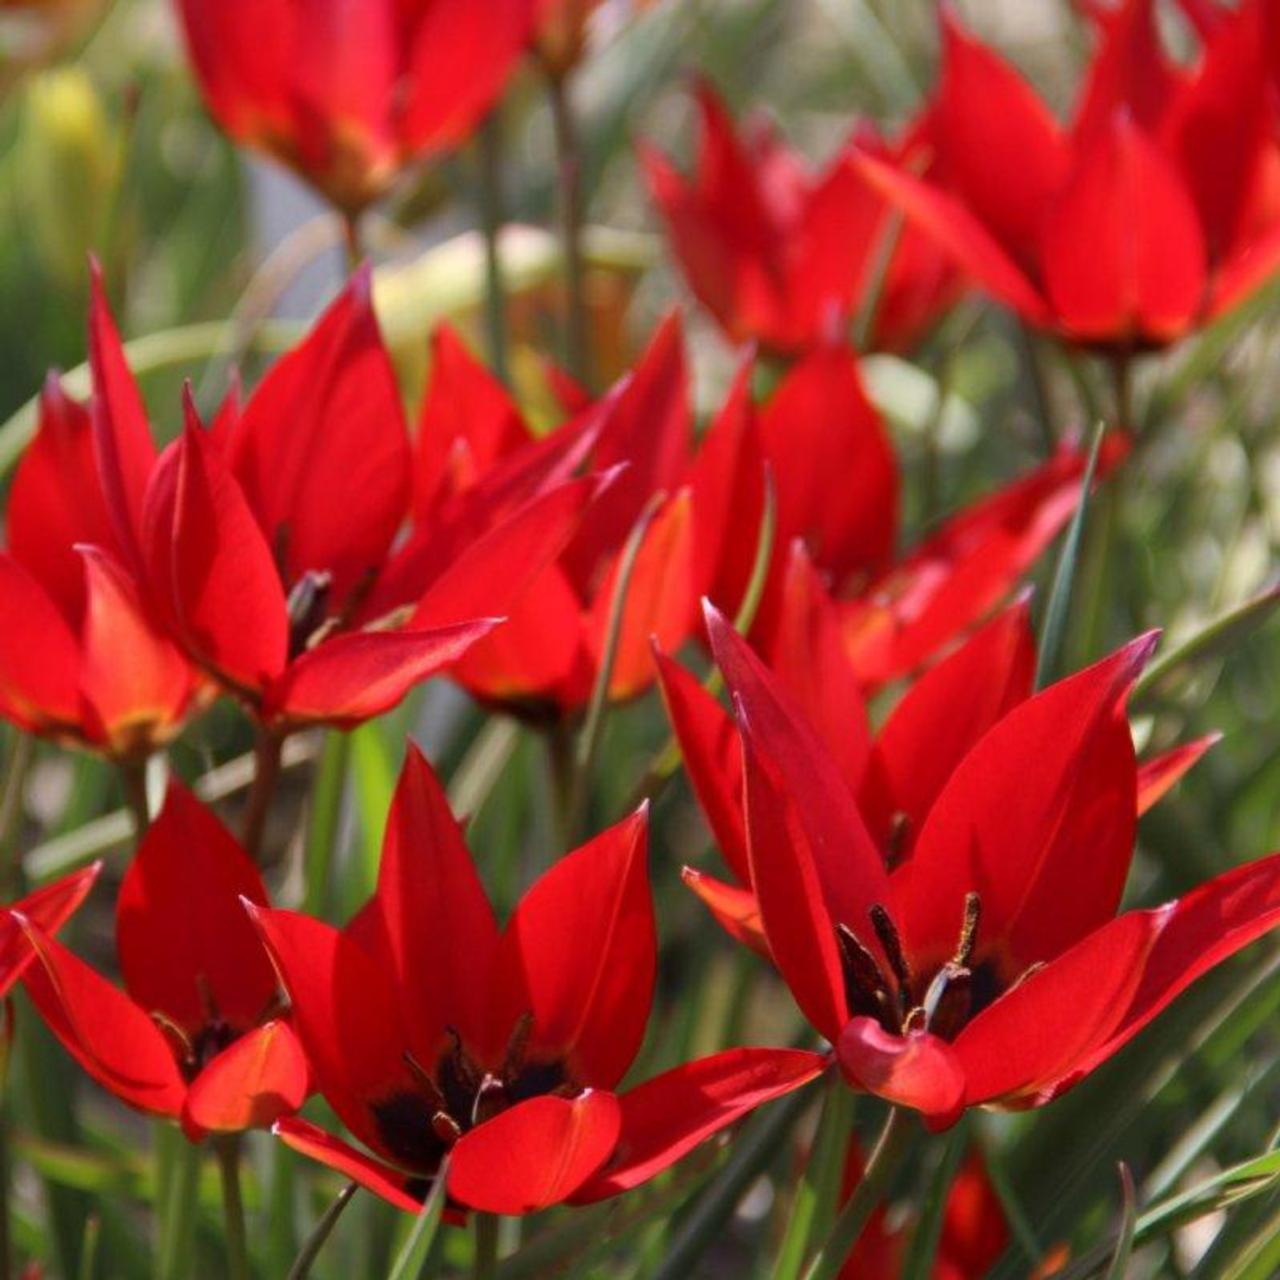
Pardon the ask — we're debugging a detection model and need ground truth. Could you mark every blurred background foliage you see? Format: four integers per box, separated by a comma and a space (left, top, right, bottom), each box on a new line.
0, 0, 1279, 1277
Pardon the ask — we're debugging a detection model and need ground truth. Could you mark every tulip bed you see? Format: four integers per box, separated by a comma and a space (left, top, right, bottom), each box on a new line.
1, 1, 1280, 1278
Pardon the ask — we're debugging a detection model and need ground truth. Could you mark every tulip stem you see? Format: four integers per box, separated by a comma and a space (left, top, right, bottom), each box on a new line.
474, 1212, 500, 1279
547, 71, 591, 387
478, 111, 512, 386
155, 1130, 201, 1280
215, 1135, 251, 1280
0, 733, 33, 895
285, 1182, 358, 1280
118, 758, 151, 838
1111, 352, 1133, 432
341, 212, 364, 272
801, 1106, 912, 1280
242, 728, 285, 862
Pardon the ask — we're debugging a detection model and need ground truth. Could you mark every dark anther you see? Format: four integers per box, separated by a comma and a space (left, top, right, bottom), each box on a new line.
286, 569, 333, 657
953, 892, 981, 968
501, 1011, 535, 1079
431, 1110, 462, 1144
195, 973, 219, 1024
149, 1010, 194, 1064
402, 1050, 449, 1115
922, 964, 973, 1041
506, 1058, 569, 1105
370, 1092, 451, 1169
868, 904, 913, 992
837, 923, 894, 1025
886, 812, 911, 868
471, 1073, 509, 1126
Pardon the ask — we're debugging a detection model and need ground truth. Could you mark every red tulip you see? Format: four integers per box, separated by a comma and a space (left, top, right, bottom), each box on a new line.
0, 306, 199, 759
673, 603, 1280, 1129
854, 1, 1280, 350
173, 0, 534, 214
253, 746, 824, 1215
0, 864, 99, 1009
691, 338, 1122, 684
663, 595, 1215, 957
642, 84, 962, 357
89, 271, 599, 734
18, 785, 307, 1139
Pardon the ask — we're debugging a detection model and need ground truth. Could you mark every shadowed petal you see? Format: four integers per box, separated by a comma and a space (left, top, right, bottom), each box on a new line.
681, 868, 768, 956
837, 1018, 965, 1123
274, 1117, 425, 1214
183, 1020, 309, 1136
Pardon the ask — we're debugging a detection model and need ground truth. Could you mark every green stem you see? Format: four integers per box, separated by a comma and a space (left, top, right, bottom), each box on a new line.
474, 1213, 500, 1280
0, 733, 33, 897
216, 1136, 251, 1280
117, 758, 151, 838
302, 732, 350, 917
547, 71, 591, 387
286, 1182, 357, 1280
155, 1131, 201, 1280
1018, 323, 1059, 456
802, 1107, 913, 1280
341, 211, 364, 273
478, 112, 511, 386
901, 1118, 969, 1280
1112, 352, 1134, 432
242, 728, 286, 863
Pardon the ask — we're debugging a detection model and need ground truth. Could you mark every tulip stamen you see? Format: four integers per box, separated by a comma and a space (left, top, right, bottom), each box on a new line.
953, 892, 981, 968
836, 923, 895, 1026
149, 1010, 195, 1062
286, 570, 334, 658
869, 904, 913, 992
402, 1050, 450, 1115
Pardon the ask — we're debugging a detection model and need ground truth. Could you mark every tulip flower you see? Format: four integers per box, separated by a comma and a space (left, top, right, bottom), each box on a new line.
854, 1, 1280, 351
682, 602, 1280, 1128
253, 746, 825, 1215
0, 347, 198, 761
691, 338, 1124, 683
173, 0, 535, 216
18, 785, 307, 1139
663, 595, 1216, 958
88, 269, 599, 735
642, 84, 962, 356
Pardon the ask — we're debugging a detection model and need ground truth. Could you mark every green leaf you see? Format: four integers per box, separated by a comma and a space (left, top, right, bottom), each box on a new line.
1102, 1165, 1137, 1280
385, 1167, 449, 1280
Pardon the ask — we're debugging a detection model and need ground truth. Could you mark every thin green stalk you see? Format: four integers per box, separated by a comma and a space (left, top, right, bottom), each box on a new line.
386, 1163, 449, 1280
566, 495, 663, 840
1017, 323, 1059, 455
286, 1182, 357, 1280
0, 733, 33, 897
242, 727, 286, 863
1035, 418, 1106, 689
474, 1213, 500, 1280
774, 1078, 855, 1280
901, 1119, 969, 1280
76, 1215, 101, 1280
117, 758, 151, 837
1103, 1165, 1138, 1280
155, 1132, 201, 1280
802, 1107, 913, 1280
302, 733, 350, 916
216, 1136, 251, 1280
852, 208, 905, 352
547, 71, 591, 386
653, 1082, 819, 1280
341, 211, 364, 273
478, 112, 511, 386
1111, 352, 1134, 432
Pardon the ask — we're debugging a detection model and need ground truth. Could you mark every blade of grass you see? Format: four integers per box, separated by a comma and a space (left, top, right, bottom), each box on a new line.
1103, 1165, 1137, 1280
901, 1118, 969, 1280
386, 1164, 449, 1280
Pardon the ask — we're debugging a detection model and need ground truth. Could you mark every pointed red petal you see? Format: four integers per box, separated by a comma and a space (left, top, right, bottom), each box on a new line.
901, 636, 1155, 973
681, 868, 768, 957
77, 548, 194, 755
0, 864, 100, 999
760, 345, 898, 582
573, 1048, 828, 1203
183, 1020, 309, 1135
19, 922, 186, 1117
1042, 113, 1206, 345
364, 746, 498, 1061
488, 809, 654, 1088
116, 782, 276, 1038
861, 600, 1035, 854
225, 271, 410, 603
167, 409, 288, 695
249, 906, 415, 1161
655, 650, 749, 884
1136, 734, 1218, 816
265, 619, 499, 729
448, 1091, 621, 1215
837, 1018, 965, 1122
274, 1117, 425, 1214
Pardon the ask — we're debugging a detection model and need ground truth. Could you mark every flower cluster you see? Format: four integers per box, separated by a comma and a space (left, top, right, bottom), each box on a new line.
1, 0, 1279, 1276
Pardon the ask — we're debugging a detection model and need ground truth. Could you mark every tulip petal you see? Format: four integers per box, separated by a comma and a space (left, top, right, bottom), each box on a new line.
274, 1117, 426, 1214
448, 1091, 621, 1215
1136, 734, 1219, 816
362, 746, 498, 1062
488, 809, 653, 1089
837, 1017, 965, 1123
0, 864, 100, 999
7, 378, 113, 625
861, 600, 1035, 855
165, 408, 289, 695
249, 906, 417, 1161
655, 650, 748, 884
265, 619, 499, 729
116, 783, 276, 1038
19, 922, 186, 1118
1042, 113, 1206, 345
706, 603, 891, 949
183, 1020, 309, 1135
901, 636, 1155, 973
573, 1048, 828, 1203
0, 554, 83, 737
681, 868, 768, 957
